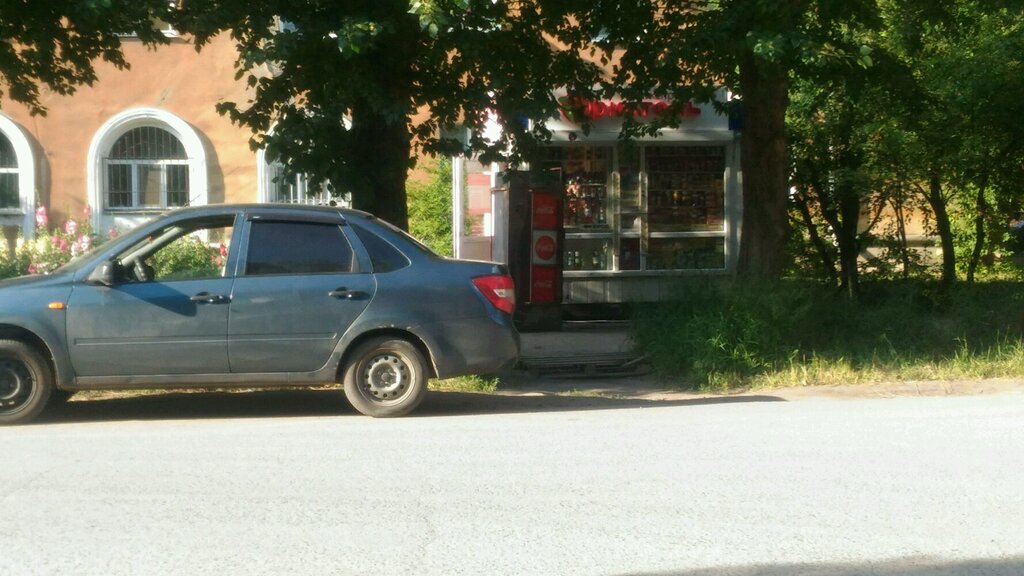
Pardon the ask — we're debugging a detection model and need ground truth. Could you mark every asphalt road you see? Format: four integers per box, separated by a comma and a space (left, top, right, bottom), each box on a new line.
2, 388, 1023, 576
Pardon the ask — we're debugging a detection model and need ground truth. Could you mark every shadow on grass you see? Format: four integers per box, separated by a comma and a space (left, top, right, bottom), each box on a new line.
616, 555, 1024, 576
30, 388, 784, 425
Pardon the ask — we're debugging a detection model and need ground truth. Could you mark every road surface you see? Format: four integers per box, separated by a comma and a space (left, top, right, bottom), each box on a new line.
2, 388, 1023, 575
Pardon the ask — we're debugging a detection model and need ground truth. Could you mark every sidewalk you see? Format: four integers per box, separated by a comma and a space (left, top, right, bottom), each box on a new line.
518, 322, 634, 359
505, 323, 1024, 401
505, 322, 658, 392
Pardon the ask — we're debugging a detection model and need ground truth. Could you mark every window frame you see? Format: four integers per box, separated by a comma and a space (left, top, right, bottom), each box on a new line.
105, 159, 190, 210
103, 125, 191, 211
0, 114, 36, 238
87, 109, 208, 233
240, 216, 361, 277
0, 134, 19, 210
115, 216, 236, 284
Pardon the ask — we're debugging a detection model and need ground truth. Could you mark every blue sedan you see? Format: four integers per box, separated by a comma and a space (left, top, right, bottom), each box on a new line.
0, 205, 519, 424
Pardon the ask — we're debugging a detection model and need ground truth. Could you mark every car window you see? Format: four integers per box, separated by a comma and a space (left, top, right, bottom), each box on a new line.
151, 224, 233, 281
115, 216, 234, 283
245, 221, 355, 276
351, 222, 410, 273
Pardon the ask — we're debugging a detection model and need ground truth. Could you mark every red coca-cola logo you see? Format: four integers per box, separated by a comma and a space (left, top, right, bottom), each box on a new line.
535, 235, 556, 261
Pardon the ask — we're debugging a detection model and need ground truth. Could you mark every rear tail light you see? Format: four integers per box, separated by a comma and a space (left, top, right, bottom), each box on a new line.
472, 275, 516, 315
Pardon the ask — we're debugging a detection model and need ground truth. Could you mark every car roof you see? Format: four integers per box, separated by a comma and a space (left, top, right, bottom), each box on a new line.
165, 203, 375, 221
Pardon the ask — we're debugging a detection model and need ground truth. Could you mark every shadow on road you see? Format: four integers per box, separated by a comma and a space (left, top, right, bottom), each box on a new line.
616, 556, 1024, 576
31, 388, 784, 425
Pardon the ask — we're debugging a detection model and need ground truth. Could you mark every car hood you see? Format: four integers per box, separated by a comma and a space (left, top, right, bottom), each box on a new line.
0, 271, 74, 291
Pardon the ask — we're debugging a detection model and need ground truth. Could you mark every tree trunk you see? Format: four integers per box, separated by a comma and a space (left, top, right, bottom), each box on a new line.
966, 173, 989, 283
349, 106, 413, 231
343, 10, 417, 231
835, 182, 861, 299
814, 186, 859, 300
926, 173, 957, 285
736, 51, 790, 279
891, 195, 911, 279
793, 190, 838, 285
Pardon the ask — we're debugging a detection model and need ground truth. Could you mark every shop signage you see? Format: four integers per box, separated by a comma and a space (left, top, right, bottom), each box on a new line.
558, 97, 702, 124
531, 191, 560, 229
529, 189, 560, 304
534, 233, 556, 262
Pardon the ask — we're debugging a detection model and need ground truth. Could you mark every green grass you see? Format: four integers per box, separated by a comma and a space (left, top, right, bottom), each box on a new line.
428, 375, 500, 393
631, 279, 1024, 391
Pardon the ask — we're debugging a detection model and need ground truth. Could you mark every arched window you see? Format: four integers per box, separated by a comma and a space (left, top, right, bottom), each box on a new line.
88, 108, 207, 232
0, 114, 35, 238
0, 132, 18, 210
105, 126, 190, 209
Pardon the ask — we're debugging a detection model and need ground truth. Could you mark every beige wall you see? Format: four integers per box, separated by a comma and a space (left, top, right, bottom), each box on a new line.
0, 34, 256, 228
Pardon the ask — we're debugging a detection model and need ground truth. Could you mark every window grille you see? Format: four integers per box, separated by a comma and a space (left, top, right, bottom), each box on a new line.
0, 133, 18, 209
105, 126, 190, 210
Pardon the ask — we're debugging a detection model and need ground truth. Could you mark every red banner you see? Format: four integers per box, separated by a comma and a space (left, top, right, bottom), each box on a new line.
558, 97, 702, 123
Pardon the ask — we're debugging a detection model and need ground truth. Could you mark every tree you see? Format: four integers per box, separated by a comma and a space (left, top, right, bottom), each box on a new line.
173, 1, 606, 229
0, 0, 172, 115
590, 1, 881, 279
407, 156, 454, 256
874, 0, 1024, 284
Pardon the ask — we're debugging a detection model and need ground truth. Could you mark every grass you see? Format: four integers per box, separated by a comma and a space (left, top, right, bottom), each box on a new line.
630, 279, 1024, 391
428, 375, 500, 393
74, 377, 503, 401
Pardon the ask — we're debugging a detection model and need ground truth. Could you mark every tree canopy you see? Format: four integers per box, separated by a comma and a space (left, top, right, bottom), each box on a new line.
3, 0, 1023, 288
0, 0, 172, 115
173, 0, 607, 229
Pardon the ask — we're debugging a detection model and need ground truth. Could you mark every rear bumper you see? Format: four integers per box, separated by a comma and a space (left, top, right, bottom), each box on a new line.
421, 316, 520, 378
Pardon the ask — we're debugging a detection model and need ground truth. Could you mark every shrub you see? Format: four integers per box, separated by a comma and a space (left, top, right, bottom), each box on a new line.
0, 240, 30, 280
631, 279, 1024, 389
150, 235, 223, 280
0, 207, 101, 279
407, 156, 454, 257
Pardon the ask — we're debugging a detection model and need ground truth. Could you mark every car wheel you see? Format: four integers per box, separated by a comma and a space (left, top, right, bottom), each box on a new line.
343, 337, 428, 417
0, 340, 53, 425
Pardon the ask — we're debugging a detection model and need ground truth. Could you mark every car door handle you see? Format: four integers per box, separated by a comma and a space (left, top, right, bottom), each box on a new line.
190, 292, 230, 304
329, 288, 366, 300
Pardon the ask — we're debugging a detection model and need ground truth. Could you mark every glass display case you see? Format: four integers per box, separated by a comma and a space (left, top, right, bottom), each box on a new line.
646, 146, 725, 234
536, 146, 615, 272
534, 143, 729, 278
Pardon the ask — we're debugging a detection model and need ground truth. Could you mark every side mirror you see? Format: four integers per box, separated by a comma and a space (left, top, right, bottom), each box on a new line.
87, 261, 116, 287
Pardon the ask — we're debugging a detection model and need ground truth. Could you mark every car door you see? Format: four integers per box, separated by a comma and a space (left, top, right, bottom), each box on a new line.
66, 216, 236, 377
227, 214, 376, 373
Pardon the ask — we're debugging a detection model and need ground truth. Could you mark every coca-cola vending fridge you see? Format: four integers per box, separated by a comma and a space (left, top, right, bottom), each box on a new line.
503, 172, 563, 331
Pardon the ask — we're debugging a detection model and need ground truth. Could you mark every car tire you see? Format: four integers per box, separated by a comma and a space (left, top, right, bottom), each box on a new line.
343, 337, 428, 418
0, 340, 53, 425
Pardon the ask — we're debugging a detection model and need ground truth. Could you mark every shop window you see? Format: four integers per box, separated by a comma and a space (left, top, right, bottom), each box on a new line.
104, 126, 190, 210
538, 143, 729, 275
646, 146, 725, 233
